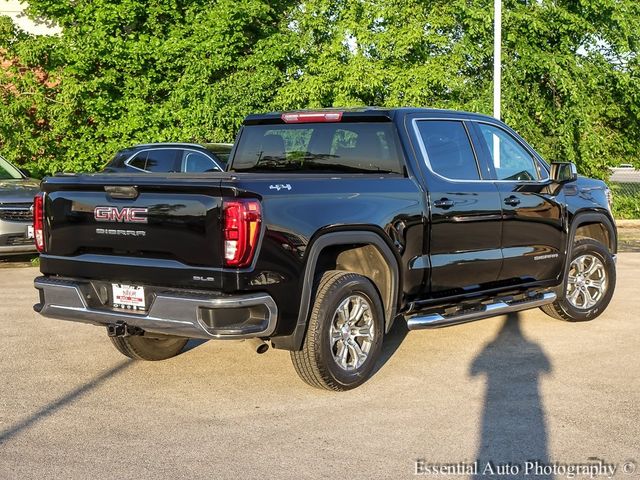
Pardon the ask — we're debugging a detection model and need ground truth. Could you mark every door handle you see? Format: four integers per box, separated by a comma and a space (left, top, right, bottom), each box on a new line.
504, 196, 521, 207
434, 198, 455, 209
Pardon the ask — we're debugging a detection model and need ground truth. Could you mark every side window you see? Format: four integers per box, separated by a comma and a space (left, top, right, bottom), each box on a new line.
145, 149, 179, 172
476, 124, 539, 181
183, 152, 219, 172
416, 120, 480, 180
128, 152, 148, 171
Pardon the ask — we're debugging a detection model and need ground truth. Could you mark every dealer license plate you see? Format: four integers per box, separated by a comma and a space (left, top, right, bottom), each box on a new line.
112, 284, 146, 311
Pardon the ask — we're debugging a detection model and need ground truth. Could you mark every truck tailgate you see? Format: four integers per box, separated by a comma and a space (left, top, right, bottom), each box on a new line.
39, 173, 234, 286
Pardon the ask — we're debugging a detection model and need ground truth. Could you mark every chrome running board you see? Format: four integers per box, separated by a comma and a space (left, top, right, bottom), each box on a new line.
405, 291, 556, 330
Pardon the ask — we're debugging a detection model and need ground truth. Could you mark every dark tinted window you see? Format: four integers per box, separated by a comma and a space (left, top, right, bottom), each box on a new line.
476, 124, 540, 181
416, 120, 480, 180
128, 153, 148, 171
145, 149, 179, 172
183, 152, 220, 172
104, 150, 131, 170
231, 123, 403, 174
129, 149, 179, 172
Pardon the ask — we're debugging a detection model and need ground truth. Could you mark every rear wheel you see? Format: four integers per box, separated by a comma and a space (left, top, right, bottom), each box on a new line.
291, 270, 384, 391
109, 334, 188, 361
541, 238, 615, 322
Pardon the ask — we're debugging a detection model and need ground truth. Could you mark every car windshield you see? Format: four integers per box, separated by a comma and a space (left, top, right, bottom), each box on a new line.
0, 156, 23, 180
204, 144, 233, 164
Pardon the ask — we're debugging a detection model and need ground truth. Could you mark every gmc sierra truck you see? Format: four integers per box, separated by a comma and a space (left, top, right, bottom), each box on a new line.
33, 108, 617, 391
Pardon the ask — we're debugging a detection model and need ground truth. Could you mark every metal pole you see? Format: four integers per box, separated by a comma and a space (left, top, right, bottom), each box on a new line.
493, 0, 501, 120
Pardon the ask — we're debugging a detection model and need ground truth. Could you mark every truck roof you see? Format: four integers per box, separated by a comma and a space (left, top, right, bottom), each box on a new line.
243, 107, 497, 125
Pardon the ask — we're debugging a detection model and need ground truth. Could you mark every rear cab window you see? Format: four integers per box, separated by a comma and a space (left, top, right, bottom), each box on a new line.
415, 120, 481, 181
231, 122, 404, 174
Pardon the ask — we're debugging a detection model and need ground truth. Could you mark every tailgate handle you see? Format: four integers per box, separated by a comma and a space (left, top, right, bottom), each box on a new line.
105, 185, 139, 199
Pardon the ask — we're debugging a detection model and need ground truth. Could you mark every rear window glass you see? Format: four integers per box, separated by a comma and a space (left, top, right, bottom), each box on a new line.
231, 123, 403, 174
128, 154, 147, 171
145, 149, 179, 172
129, 149, 179, 172
205, 145, 232, 165
184, 152, 220, 172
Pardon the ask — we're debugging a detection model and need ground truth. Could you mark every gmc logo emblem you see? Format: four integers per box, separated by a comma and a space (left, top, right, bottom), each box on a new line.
94, 206, 148, 224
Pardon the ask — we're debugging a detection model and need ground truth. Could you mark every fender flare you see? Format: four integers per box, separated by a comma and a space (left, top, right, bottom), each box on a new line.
272, 231, 400, 351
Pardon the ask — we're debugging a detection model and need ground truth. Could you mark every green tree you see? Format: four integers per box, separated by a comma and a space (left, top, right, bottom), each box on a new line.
2, 0, 295, 174
0, 0, 638, 178
0, 16, 61, 177
272, 0, 640, 178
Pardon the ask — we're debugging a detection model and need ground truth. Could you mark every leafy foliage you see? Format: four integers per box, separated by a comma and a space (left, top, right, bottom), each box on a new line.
611, 182, 640, 219
0, 0, 639, 179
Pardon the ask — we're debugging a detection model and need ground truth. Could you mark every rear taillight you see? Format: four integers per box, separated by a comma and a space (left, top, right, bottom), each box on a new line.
223, 199, 261, 268
33, 192, 45, 252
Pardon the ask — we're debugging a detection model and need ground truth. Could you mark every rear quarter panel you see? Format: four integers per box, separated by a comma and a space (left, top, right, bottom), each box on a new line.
228, 174, 425, 338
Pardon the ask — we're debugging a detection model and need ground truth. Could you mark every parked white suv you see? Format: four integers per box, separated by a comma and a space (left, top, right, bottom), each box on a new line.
0, 156, 39, 255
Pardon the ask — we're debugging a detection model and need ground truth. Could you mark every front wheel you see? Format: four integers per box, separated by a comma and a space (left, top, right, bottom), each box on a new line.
541, 238, 616, 322
291, 271, 384, 391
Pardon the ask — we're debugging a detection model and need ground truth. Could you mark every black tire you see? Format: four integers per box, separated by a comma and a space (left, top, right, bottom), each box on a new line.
291, 270, 385, 391
540, 238, 616, 322
109, 334, 188, 361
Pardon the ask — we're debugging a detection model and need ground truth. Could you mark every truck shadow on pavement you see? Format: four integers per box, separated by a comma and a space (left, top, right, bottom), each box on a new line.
470, 312, 552, 479
0, 360, 132, 445
372, 318, 409, 376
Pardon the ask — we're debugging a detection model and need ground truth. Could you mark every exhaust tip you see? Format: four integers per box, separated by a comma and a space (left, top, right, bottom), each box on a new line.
248, 337, 269, 354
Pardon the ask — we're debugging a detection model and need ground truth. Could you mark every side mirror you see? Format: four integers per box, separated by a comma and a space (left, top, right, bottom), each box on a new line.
19, 168, 31, 178
550, 162, 577, 183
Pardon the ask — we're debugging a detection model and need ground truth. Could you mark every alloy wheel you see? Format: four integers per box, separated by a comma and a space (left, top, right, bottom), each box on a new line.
566, 254, 608, 309
329, 294, 375, 371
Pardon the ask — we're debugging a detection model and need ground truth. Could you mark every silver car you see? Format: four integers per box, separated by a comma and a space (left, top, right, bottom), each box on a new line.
0, 156, 39, 255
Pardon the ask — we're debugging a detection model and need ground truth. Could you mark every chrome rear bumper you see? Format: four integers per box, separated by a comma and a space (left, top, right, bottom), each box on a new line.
34, 276, 277, 340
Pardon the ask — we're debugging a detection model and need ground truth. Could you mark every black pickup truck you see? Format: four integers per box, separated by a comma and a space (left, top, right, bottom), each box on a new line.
33, 108, 617, 390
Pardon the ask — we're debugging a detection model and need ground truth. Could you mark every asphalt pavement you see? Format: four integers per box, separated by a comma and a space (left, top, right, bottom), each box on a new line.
0, 256, 638, 479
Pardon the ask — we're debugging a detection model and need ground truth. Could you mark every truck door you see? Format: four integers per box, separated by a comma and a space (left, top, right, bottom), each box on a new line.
470, 121, 565, 284
411, 117, 503, 295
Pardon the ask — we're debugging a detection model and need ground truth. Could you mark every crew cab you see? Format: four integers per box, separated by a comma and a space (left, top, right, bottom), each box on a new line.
33, 108, 617, 390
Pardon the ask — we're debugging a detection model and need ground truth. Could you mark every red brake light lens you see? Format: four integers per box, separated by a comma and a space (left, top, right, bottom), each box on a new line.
281, 112, 343, 123
33, 192, 45, 252
223, 199, 261, 267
